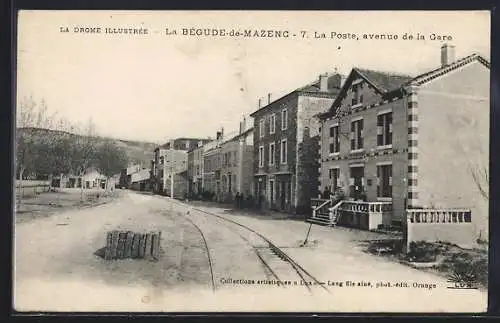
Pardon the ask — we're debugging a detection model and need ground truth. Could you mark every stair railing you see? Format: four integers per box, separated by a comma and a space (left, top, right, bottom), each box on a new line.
312, 199, 332, 219
328, 200, 344, 226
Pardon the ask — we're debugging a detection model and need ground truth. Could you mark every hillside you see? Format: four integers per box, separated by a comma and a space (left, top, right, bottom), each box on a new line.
16, 128, 157, 167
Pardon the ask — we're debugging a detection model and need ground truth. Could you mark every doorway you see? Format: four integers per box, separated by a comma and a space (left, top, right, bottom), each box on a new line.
350, 166, 365, 200
269, 179, 275, 209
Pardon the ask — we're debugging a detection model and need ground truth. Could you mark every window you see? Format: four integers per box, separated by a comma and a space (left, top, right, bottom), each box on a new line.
280, 139, 287, 164
329, 168, 340, 191
259, 119, 265, 138
377, 112, 393, 146
269, 114, 276, 134
269, 143, 275, 165
351, 82, 364, 106
350, 119, 364, 150
259, 146, 264, 167
281, 109, 288, 130
377, 164, 393, 198
329, 125, 340, 154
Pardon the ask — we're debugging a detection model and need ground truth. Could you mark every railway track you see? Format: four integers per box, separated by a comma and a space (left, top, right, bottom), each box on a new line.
167, 198, 330, 294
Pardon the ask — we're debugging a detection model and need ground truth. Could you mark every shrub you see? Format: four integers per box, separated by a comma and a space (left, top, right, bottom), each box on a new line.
440, 251, 488, 287
406, 241, 441, 262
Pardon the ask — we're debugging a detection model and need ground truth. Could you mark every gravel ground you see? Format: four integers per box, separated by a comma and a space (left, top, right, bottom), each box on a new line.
14, 191, 487, 313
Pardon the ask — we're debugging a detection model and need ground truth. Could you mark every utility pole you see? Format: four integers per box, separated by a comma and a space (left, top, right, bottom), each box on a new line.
171, 164, 174, 199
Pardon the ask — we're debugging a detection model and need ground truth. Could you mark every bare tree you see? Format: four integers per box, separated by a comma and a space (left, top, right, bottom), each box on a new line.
15, 96, 57, 208
70, 119, 98, 202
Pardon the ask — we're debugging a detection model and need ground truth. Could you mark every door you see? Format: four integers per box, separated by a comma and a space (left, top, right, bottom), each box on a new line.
280, 181, 286, 210
269, 180, 274, 209
350, 166, 364, 200
257, 179, 265, 208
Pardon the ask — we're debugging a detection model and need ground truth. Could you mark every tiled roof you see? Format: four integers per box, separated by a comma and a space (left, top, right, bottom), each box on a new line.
319, 52, 490, 120
354, 68, 413, 93
131, 168, 151, 183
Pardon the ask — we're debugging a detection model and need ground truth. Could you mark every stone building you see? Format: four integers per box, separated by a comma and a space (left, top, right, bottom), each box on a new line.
250, 72, 344, 214
317, 44, 489, 242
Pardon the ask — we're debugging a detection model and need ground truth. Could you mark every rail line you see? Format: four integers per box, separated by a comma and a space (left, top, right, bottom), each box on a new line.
181, 215, 217, 293
167, 198, 330, 294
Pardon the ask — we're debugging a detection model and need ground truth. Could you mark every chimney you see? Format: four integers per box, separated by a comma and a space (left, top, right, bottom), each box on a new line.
258, 98, 262, 108
441, 43, 456, 67
216, 131, 222, 140
319, 73, 329, 92
267, 93, 272, 104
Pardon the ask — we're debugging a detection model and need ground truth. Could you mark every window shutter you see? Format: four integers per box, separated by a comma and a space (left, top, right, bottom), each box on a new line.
361, 177, 365, 186
389, 123, 393, 133
348, 177, 354, 185
377, 126, 383, 135
329, 143, 334, 154
330, 127, 334, 137
389, 176, 393, 186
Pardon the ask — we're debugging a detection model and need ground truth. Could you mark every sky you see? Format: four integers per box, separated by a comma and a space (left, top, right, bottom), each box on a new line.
16, 10, 491, 143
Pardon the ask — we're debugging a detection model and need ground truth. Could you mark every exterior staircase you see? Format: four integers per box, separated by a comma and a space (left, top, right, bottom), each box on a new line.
307, 199, 343, 227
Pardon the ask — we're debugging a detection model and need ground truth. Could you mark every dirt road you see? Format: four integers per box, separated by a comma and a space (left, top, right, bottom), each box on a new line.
14, 191, 487, 313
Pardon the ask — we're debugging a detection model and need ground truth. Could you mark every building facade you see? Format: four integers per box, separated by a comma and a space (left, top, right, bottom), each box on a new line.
202, 130, 224, 201
250, 73, 344, 214
152, 148, 188, 198
318, 45, 490, 236
219, 119, 254, 203
187, 142, 206, 196
129, 168, 151, 191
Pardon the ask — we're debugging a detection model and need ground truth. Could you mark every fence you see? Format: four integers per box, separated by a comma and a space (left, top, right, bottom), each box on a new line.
15, 180, 51, 198
406, 208, 474, 249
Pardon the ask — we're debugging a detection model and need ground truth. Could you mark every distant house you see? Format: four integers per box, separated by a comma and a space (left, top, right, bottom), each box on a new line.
219, 118, 254, 203
152, 147, 188, 198
162, 137, 212, 151
119, 164, 141, 188
202, 130, 225, 201
187, 141, 206, 197
130, 168, 151, 191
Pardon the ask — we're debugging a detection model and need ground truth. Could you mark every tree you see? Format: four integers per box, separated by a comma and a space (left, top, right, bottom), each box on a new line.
94, 139, 129, 194
15, 96, 57, 208
70, 119, 98, 202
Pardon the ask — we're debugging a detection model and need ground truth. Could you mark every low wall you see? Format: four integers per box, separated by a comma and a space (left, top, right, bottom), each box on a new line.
15, 180, 51, 198
407, 209, 474, 249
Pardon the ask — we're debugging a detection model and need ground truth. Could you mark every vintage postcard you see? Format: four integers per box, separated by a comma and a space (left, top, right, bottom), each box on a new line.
14, 10, 490, 313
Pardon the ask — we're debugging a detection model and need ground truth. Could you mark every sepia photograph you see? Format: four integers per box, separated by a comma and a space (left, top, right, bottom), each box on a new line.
13, 10, 490, 313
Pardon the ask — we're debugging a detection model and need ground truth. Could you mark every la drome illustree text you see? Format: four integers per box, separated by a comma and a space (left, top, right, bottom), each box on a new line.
60, 26, 454, 41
